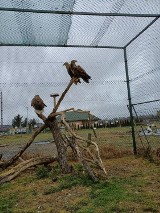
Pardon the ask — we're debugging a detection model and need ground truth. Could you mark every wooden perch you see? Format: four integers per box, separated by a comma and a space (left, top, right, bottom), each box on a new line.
60, 112, 107, 175
72, 140, 98, 182
48, 108, 74, 120
1, 69, 105, 183
53, 78, 74, 113
0, 156, 57, 184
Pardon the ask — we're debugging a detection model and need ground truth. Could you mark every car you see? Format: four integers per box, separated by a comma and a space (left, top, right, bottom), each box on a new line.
139, 130, 153, 136
153, 129, 160, 136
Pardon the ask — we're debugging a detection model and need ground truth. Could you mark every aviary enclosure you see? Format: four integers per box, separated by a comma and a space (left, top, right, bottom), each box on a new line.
0, 0, 160, 182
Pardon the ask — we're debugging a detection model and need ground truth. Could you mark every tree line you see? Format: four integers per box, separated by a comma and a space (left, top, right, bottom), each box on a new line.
12, 114, 37, 129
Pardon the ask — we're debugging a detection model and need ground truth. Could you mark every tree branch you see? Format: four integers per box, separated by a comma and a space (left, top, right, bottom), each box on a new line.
0, 124, 47, 170
53, 78, 74, 113
60, 112, 107, 175
0, 156, 57, 184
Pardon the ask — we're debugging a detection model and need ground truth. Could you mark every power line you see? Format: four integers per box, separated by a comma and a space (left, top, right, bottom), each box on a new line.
0, 80, 125, 87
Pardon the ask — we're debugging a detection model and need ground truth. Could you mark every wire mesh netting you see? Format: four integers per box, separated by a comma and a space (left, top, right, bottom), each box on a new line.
0, 47, 133, 159
127, 18, 160, 152
0, 0, 160, 160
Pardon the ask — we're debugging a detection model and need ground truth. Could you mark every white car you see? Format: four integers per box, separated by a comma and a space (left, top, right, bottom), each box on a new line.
139, 130, 153, 136
153, 129, 160, 136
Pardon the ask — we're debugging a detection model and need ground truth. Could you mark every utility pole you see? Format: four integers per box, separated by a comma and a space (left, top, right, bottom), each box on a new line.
26, 107, 28, 133
0, 91, 3, 128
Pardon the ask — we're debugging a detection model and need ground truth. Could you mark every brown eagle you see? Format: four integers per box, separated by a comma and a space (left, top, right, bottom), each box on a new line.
31, 95, 47, 114
63, 61, 81, 84
63, 62, 74, 78
70, 60, 91, 83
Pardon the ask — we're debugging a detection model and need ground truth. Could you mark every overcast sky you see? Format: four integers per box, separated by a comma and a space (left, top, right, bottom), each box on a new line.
0, 0, 160, 124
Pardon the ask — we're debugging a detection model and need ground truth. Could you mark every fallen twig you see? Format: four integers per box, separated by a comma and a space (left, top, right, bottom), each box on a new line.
0, 156, 57, 184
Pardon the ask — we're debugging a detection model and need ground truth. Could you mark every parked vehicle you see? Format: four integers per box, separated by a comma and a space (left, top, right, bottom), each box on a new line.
15, 127, 27, 134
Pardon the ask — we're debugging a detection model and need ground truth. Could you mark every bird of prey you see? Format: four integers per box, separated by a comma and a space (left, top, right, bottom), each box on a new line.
63, 62, 74, 78
31, 95, 47, 114
70, 60, 91, 83
63, 61, 81, 84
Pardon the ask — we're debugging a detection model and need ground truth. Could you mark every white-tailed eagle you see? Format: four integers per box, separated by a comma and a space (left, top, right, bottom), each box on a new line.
63, 61, 81, 84
63, 60, 91, 84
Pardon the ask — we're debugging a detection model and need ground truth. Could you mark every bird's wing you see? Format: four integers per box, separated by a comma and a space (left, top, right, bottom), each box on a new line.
77, 65, 91, 78
31, 96, 46, 109
37, 96, 47, 107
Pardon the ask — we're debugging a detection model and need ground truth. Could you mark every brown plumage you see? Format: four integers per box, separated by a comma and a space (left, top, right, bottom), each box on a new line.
31, 95, 47, 114
63, 62, 74, 78
63, 61, 81, 84
70, 60, 91, 83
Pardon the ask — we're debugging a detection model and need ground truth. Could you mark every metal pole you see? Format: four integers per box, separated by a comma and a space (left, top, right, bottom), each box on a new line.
0, 43, 123, 49
0, 7, 159, 17
26, 107, 28, 133
50, 93, 59, 109
125, 17, 159, 48
124, 48, 137, 155
132, 98, 160, 106
1, 91, 3, 128
53, 97, 56, 108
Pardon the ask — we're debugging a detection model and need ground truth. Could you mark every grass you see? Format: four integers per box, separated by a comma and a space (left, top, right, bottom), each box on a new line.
0, 125, 159, 212
0, 132, 53, 145
0, 156, 160, 212
1, 125, 159, 150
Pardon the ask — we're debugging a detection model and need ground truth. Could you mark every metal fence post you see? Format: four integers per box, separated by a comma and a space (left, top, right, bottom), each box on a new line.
124, 47, 137, 155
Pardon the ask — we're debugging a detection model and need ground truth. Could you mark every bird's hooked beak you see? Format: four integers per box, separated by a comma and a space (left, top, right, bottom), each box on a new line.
63, 62, 67, 66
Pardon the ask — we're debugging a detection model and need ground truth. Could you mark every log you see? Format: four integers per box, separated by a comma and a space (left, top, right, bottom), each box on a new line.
46, 118, 72, 174
60, 112, 107, 175
0, 156, 57, 184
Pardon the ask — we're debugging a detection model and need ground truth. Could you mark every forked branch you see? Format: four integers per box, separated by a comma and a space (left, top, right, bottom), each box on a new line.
60, 112, 107, 175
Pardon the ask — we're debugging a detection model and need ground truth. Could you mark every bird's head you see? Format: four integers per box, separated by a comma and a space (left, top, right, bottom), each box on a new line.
71, 59, 77, 64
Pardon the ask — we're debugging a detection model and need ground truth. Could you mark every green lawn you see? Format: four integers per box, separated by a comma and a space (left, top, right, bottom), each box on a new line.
0, 126, 159, 150
0, 125, 160, 212
0, 156, 159, 213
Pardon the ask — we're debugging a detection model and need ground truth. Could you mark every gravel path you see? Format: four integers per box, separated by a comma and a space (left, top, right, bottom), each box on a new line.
0, 141, 57, 160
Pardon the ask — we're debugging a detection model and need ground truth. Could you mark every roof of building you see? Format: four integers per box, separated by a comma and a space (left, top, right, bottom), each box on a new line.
57, 110, 99, 122
0, 125, 12, 132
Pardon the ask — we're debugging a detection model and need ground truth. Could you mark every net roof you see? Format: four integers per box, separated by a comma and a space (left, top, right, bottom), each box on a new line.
0, 0, 160, 47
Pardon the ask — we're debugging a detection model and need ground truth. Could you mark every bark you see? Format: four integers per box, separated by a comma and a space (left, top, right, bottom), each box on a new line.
46, 118, 72, 174
53, 79, 74, 113
61, 112, 107, 175
0, 156, 57, 184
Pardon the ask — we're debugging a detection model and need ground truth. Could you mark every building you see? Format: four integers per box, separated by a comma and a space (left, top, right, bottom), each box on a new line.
58, 109, 99, 130
0, 125, 12, 135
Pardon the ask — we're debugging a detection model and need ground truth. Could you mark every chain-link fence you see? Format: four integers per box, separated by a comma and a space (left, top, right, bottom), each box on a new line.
0, 1, 160, 160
